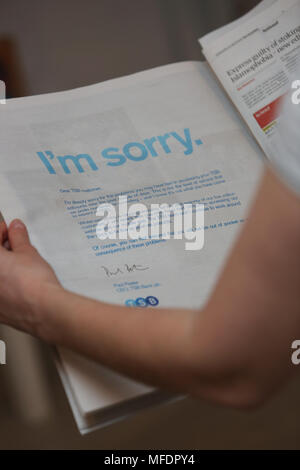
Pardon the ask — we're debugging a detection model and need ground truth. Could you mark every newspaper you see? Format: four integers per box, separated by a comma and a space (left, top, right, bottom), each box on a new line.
200, 0, 300, 158
0, 61, 263, 432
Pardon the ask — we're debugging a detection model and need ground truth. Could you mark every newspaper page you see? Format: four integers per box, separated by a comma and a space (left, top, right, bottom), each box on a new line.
0, 61, 263, 430
200, 0, 300, 158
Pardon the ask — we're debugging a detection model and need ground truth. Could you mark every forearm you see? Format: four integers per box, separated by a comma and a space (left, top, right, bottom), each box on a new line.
38, 284, 204, 393
35, 283, 268, 407
34, 168, 300, 407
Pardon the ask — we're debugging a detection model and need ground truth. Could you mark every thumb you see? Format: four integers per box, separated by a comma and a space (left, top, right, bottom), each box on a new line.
8, 219, 31, 252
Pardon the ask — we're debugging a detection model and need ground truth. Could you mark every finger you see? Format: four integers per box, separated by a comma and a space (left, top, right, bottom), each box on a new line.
0, 220, 8, 246
8, 219, 31, 252
0, 216, 9, 259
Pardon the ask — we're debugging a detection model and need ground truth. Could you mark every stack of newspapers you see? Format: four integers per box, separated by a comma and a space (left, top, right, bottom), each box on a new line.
0, 0, 298, 433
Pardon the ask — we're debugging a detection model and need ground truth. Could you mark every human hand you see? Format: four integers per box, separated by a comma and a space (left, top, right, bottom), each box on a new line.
0, 218, 61, 337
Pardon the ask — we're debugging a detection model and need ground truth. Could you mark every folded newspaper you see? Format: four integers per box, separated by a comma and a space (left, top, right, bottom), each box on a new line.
0, 0, 298, 433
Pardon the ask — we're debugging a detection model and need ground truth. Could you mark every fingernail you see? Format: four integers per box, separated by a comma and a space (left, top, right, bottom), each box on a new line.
11, 219, 25, 229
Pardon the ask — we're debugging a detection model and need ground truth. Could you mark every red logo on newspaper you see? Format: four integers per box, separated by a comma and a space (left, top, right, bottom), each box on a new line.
253, 95, 285, 131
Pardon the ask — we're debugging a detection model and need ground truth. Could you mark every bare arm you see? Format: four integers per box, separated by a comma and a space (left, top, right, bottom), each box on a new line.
1, 167, 300, 408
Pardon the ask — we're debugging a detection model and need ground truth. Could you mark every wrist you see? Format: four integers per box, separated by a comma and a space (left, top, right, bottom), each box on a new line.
30, 281, 65, 344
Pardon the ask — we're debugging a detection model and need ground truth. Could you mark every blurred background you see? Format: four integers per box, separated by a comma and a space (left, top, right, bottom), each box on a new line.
2, 0, 300, 450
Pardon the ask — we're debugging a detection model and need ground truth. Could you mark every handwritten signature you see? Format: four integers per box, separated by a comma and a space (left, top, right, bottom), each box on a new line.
101, 264, 150, 278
